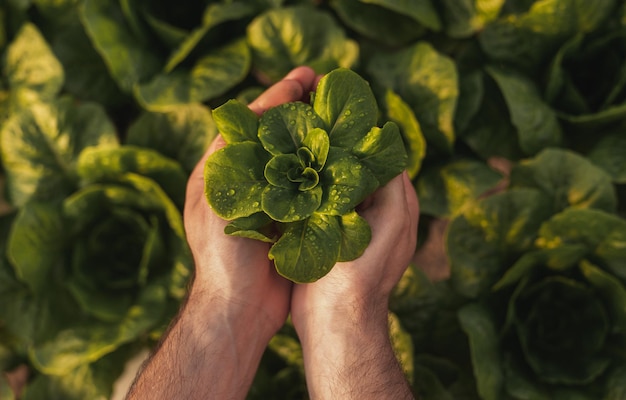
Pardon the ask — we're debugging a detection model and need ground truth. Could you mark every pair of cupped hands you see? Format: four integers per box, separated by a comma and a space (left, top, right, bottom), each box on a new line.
184, 66, 419, 340
127, 66, 419, 400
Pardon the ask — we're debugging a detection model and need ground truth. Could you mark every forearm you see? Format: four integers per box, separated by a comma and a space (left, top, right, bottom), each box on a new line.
126, 290, 273, 400
297, 302, 414, 400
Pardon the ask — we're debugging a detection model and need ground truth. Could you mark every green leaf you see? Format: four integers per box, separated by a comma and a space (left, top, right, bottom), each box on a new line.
383, 90, 426, 180
317, 148, 379, 216
247, 5, 358, 83
486, 66, 563, 155
368, 42, 458, 154
479, 0, 617, 72
29, 281, 168, 374
204, 142, 269, 220
337, 210, 371, 262
134, 38, 251, 111
439, 0, 504, 38
76, 146, 189, 210
259, 102, 326, 155
162, 2, 256, 73
80, 0, 162, 92
458, 303, 504, 400
1, 98, 119, 207
537, 208, 626, 282
264, 154, 302, 189
587, 131, 626, 183
580, 260, 626, 332
447, 188, 553, 298
6, 202, 65, 294
212, 99, 259, 144
269, 213, 341, 283
224, 213, 276, 243
361, 0, 442, 31
302, 128, 330, 171
510, 148, 617, 213
458, 71, 524, 161
51, 20, 128, 108
352, 122, 407, 186
313, 68, 378, 149
514, 277, 611, 385
22, 347, 132, 400
262, 186, 322, 222
5, 22, 63, 107
330, 0, 428, 47
416, 159, 503, 217
126, 103, 218, 173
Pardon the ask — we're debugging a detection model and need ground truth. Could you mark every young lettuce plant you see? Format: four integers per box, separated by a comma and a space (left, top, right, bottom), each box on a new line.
204, 68, 407, 282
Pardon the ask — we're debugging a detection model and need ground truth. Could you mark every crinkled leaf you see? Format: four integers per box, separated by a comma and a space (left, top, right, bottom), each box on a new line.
337, 210, 371, 261
247, 5, 358, 82
580, 260, 626, 332
479, 0, 617, 72
368, 42, 458, 154
269, 213, 341, 283
447, 188, 552, 298
212, 99, 259, 144
204, 142, 269, 220
416, 159, 503, 217
352, 122, 407, 186
1, 97, 119, 206
458, 303, 504, 400
487, 66, 563, 155
361, 0, 442, 31
383, 90, 426, 180
29, 281, 168, 374
7, 203, 65, 294
22, 347, 132, 400
264, 154, 301, 189
537, 208, 626, 282
514, 277, 611, 385
5, 22, 63, 107
135, 38, 251, 111
458, 71, 523, 160
76, 146, 188, 209
313, 68, 378, 148
510, 148, 617, 213
259, 102, 326, 155
126, 103, 218, 173
163, 2, 256, 73
80, 0, 162, 92
587, 131, 626, 183
439, 0, 504, 38
330, 0, 427, 47
262, 185, 322, 222
302, 128, 330, 171
317, 148, 378, 216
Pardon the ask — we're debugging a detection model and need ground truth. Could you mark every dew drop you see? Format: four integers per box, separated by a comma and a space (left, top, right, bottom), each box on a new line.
227, 189, 236, 196
344, 110, 352, 116
252, 201, 260, 207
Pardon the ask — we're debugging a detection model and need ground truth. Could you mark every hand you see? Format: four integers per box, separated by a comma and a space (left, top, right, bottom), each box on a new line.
127, 67, 323, 400
184, 66, 322, 337
291, 171, 419, 399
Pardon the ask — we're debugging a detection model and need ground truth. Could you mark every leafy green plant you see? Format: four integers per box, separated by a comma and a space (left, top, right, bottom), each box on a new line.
204, 68, 407, 282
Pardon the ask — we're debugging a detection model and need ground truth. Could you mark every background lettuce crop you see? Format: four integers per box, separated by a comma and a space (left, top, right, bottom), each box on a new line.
1, 0, 626, 399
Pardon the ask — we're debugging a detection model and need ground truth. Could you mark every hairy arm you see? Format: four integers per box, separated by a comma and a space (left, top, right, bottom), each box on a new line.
292, 172, 419, 400
125, 67, 321, 400
125, 287, 276, 399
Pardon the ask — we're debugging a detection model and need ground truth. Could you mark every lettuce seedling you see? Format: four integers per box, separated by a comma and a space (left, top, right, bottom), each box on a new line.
204, 68, 407, 282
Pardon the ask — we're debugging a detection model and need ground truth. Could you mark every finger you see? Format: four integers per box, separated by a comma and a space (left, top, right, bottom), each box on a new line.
249, 67, 317, 115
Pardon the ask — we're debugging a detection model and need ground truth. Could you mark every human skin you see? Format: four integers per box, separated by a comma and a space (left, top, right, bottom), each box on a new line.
125, 66, 418, 400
